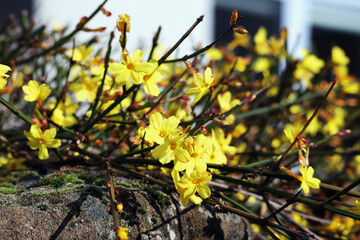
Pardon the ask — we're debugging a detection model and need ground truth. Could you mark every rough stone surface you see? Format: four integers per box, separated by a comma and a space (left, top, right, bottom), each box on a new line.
0, 171, 255, 240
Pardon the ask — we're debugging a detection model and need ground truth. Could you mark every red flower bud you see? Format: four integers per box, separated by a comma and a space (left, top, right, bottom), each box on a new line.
230, 9, 238, 26
101, 7, 112, 17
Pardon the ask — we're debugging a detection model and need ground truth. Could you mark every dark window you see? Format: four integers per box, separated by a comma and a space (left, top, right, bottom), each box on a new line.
0, 1, 32, 24
312, 27, 360, 76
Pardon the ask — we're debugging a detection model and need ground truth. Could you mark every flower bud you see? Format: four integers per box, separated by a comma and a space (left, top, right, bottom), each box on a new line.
200, 125, 208, 135
230, 9, 238, 26
213, 118, 229, 126
184, 61, 196, 75
101, 7, 112, 17
337, 129, 351, 135
233, 27, 248, 35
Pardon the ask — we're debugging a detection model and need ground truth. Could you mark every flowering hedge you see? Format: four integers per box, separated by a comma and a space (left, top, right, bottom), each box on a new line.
0, 1, 360, 239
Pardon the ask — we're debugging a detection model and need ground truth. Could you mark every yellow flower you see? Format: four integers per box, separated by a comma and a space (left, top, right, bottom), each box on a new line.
332, 46, 349, 66
47, 96, 79, 127
323, 107, 346, 135
152, 133, 188, 164
232, 123, 247, 138
89, 56, 105, 76
298, 166, 321, 194
349, 200, 360, 215
145, 112, 180, 144
24, 125, 61, 160
115, 226, 129, 240
211, 128, 236, 155
142, 68, 162, 96
109, 49, 154, 85
254, 27, 270, 55
228, 32, 250, 50
0, 153, 27, 170
0, 64, 11, 89
69, 70, 99, 102
116, 14, 131, 33
22, 80, 51, 102
207, 140, 227, 166
294, 50, 324, 87
69, 44, 93, 62
185, 67, 214, 103
174, 135, 209, 176
234, 57, 250, 72
0, 156, 8, 167
217, 91, 240, 124
171, 170, 203, 207
205, 48, 223, 61
177, 170, 212, 202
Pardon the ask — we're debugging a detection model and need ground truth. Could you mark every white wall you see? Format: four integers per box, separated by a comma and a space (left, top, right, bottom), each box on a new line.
33, 0, 215, 58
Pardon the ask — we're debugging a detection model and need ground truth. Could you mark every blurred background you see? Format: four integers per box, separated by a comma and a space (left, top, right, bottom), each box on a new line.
2, 0, 360, 75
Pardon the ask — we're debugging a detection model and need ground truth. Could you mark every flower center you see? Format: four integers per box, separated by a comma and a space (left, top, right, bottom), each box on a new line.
191, 153, 198, 158
38, 138, 45, 144
170, 142, 177, 150
159, 130, 166, 138
192, 178, 199, 184
143, 75, 150, 82
127, 63, 134, 70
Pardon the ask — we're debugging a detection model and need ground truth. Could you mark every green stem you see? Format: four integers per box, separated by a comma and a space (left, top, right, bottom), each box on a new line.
82, 84, 137, 133
88, 31, 114, 124
320, 177, 360, 206
0, 96, 33, 125
112, 146, 156, 160
272, 80, 336, 170
265, 190, 302, 220
204, 199, 313, 239
213, 174, 360, 220
211, 188, 256, 215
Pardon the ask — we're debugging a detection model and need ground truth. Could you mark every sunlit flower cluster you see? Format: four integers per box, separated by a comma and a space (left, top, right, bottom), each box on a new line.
0, 6, 359, 240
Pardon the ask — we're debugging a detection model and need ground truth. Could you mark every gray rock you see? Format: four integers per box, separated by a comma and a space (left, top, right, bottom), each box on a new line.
0, 173, 254, 240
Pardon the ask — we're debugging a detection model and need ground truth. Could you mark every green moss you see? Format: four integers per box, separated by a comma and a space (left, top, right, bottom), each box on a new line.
94, 178, 107, 186
63, 207, 70, 212
39, 167, 98, 188
31, 184, 84, 197
78, 172, 97, 183
0, 170, 38, 184
142, 185, 171, 209
137, 206, 148, 214
0, 183, 23, 194
38, 203, 48, 211
151, 216, 159, 224
40, 172, 81, 188
117, 179, 171, 209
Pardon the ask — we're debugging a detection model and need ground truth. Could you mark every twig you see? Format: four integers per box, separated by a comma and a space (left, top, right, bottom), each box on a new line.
88, 31, 115, 123
105, 161, 121, 240
320, 177, 360, 206
158, 15, 204, 65
15, 0, 108, 65
265, 190, 302, 220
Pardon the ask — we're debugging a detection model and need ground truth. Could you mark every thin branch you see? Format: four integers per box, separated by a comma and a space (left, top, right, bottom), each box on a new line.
15, 0, 108, 65
158, 15, 204, 65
